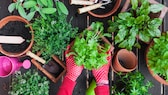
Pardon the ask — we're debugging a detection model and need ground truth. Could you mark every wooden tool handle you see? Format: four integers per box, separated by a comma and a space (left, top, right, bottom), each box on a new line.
26, 51, 46, 64
78, 3, 102, 14
70, 0, 94, 5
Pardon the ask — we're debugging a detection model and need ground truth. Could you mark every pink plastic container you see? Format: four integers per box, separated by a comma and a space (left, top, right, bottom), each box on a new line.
0, 56, 31, 77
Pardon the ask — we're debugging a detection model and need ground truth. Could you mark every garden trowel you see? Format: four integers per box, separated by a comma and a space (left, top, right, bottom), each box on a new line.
0, 35, 25, 44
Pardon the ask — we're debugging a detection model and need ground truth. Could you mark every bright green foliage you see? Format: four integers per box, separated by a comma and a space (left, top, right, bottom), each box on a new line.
8, 0, 68, 21
147, 32, 168, 82
67, 22, 111, 70
9, 70, 49, 95
113, 71, 153, 95
108, 0, 164, 50
31, 13, 78, 62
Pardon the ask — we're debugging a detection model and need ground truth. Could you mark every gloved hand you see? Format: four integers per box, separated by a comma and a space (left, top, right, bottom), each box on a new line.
92, 47, 113, 85
65, 45, 84, 82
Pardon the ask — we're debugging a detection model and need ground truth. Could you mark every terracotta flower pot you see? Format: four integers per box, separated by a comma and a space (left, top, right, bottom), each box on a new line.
121, 0, 168, 19
0, 16, 34, 57
146, 41, 168, 85
31, 54, 66, 83
87, 0, 121, 18
112, 49, 137, 73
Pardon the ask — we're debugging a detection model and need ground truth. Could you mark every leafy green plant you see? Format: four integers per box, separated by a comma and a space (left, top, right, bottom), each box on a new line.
113, 71, 153, 95
9, 69, 49, 95
8, 0, 68, 21
147, 32, 168, 82
108, 0, 164, 50
67, 22, 111, 70
31, 12, 78, 62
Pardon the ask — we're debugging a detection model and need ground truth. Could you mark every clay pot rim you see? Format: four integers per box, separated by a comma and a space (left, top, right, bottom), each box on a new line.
111, 49, 138, 73
87, 0, 121, 18
146, 41, 168, 85
0, 15, 34, 57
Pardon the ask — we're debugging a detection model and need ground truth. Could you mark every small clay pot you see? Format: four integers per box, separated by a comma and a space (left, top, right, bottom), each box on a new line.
87, 0, 121, 18
112, 49, 137, 73
0, 16, 34, 57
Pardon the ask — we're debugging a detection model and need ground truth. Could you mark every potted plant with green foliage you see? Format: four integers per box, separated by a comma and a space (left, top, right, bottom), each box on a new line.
66, 21, 114, 70
146, 32, 168, 85
108, 0, 164, 50
8, 0, 68, 21
112, 71, 153, 95
30, 8, 77, 82
8, 69, 49, 95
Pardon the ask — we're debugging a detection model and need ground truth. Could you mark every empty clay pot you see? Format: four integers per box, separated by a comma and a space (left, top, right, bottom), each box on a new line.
112, 49, 137, 73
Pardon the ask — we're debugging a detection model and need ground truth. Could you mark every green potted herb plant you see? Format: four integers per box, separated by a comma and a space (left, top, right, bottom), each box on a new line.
66, 21, 113, 70
112, 71, 153, 95
8, 0, 68, 21
108, 0, 164, 50
30, 8, 77, 82
9, 69, 49, 95
146, 32, 168, 85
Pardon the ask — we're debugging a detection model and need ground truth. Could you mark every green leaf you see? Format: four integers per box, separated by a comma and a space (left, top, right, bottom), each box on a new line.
150, 4, 164, 13
23, 1, 36, 9
131, 0, 138, 10
139, 31, 150, 42
18, 5, 27, 18
47, 0, 53, 7
41, 8, 56, 14
40, 0, 48, 6
118, 12, 132, 20
57, 1, 69, 15
163, 51, 168, 59
8, 3, 16, 13
26, 11, 35, 21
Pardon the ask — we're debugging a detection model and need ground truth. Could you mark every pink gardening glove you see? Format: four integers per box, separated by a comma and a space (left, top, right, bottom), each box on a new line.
92, 47, 113, 85
65, 45, 84, 82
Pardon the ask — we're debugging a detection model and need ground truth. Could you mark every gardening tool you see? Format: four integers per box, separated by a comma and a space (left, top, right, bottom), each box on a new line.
78, 0, 112, 14
0, 35, 25, 44
0, 56, 31, 77
70, 0, 94, 5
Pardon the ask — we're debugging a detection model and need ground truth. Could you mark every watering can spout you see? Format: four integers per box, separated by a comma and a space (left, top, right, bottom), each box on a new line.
22, 60, 31, 69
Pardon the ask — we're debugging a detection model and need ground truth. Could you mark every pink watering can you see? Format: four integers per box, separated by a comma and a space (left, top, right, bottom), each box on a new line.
0, 56, 31, 77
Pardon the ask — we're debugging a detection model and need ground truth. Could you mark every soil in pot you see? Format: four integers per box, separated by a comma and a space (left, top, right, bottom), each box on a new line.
43, 59, 64, 77
0, 21, 31, 53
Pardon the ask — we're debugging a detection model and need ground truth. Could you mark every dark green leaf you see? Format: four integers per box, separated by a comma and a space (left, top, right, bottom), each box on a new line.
57, 1, 69, 15
118, 12, 132, 20
150, 4, 164, 13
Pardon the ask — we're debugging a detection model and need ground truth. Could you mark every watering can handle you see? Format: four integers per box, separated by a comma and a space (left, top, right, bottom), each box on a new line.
26, 51, 46, 64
